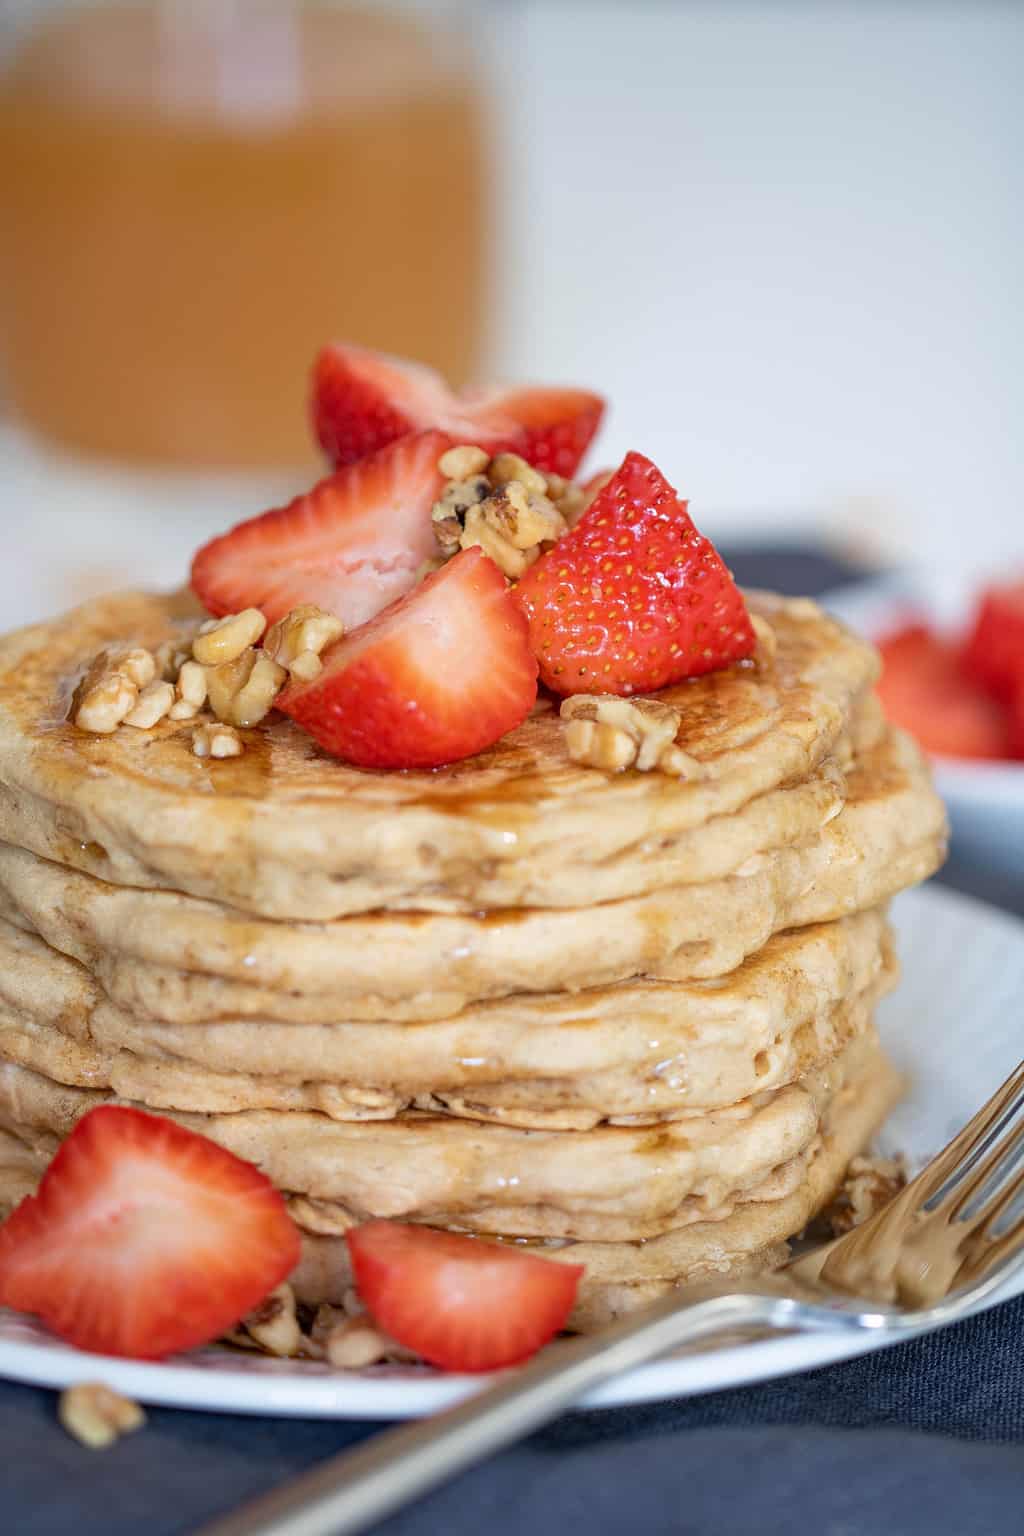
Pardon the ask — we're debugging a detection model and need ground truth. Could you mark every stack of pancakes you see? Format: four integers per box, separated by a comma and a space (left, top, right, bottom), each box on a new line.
0, 588, 946, 1332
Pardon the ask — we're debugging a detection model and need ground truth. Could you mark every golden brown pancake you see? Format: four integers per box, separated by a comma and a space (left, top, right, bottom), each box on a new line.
0, 588, 880, 918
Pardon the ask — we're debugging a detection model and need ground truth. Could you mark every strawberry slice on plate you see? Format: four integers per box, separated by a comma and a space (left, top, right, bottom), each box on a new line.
191, 430, 450, 629
346, 1221, 583, 1373
514, 451, 756, 697
277, 547, 538, 769
0, 1105, 300, 1360
962, 581, 1024, 703
877, 622, 1012, 761
312, 343, 604, 479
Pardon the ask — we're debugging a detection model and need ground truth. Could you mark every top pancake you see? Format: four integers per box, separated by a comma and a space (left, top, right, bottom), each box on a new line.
0, 588, 879, 919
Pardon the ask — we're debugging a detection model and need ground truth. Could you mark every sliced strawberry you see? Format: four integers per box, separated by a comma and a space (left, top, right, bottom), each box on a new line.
191, 430, 450, 629
346, 1221, 582, 1373
1010, 679, 1024, 761
0, 1106, 299, 1360
877, 622, 1012, 760
312, 343, 604, 479
513, 451, 756, 697
277, 547, 537, 769
962, 582, 1024, 703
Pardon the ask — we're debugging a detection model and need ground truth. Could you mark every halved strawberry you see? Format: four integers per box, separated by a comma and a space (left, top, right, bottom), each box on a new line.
312, 343, 604, 479
877, 622, 1012, 760
514, 451, 756, 697
1010, 679, 1024, 761
962, 582, 1024, 703
346, 1221, 583, 1373
277, 547, 537, 769
190, 430, 450, 629
0, 1106, 300, 1359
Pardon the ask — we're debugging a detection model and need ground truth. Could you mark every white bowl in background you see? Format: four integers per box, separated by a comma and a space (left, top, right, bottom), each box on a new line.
824, 569, 1024, 881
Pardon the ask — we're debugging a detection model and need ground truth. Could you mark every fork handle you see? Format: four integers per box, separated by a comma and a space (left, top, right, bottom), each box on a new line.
195, 1286, 808, 1536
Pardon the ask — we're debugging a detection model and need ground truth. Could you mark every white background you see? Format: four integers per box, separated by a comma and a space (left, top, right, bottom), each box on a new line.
2, 0, 1022, 628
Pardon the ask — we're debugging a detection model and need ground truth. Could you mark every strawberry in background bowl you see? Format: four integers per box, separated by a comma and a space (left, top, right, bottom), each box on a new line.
825, 569, 1024, 880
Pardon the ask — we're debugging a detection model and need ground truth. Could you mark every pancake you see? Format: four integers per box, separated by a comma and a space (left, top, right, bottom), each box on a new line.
0, 908, 894, 1128
0, 729, 944, 1024
0, 1031, 900, 1334
0, 588, 880, 919
0, 1026, 880, 1243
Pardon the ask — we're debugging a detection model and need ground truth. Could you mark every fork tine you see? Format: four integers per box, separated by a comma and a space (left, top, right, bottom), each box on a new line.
965, 1157, 1024, 1239
941, 1103, 1024, 1224
951, 1192, 1024, 1292
912, 1061, 1024, 1211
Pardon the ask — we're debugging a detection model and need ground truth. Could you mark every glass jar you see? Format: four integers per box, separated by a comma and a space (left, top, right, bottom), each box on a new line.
0, 1, 488, 469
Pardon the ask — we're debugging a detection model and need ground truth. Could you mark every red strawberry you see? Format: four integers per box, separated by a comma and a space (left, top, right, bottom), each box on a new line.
877, 622, 1011, 760
346, 1221, 582, 1373
191, 430, 450, 629
514, 451, 756, 697
277, 547, 537, 769
1010, 679, 1024, 761
962, 582, 1024, 702
312, 343, 604, 479
0, 1106, 299, 1360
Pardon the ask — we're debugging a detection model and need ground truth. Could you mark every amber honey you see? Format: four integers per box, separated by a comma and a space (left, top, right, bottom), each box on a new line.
0, 3, 486, 468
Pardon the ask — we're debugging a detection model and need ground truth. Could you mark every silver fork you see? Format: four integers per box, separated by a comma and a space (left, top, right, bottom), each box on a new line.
197, 1058, 1024, 1536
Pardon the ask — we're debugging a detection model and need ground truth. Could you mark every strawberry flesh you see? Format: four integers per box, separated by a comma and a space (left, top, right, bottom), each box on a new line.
514, 451, 756, 696
877, 622, 1012, 760
191, 430, 450, 629
962, 582, 1024, 703
346, 1221, 583, 1373
313, 343, 604, 479
277, 547, 538, 769
0, 1105, 300, 1359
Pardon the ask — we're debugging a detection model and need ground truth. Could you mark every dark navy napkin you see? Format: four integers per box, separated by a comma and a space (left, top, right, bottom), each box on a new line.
3, 548, 1023, 1535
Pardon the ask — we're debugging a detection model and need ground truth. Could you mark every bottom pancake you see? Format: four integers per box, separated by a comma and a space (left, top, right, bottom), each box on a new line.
0, 1030, 900, 1332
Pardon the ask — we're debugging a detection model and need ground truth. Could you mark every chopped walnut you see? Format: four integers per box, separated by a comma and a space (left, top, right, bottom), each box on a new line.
228, 1283, 302, 1358
323, 1316, 393, 1370
438, 444, 490, 480
285, 1195, 358, 1236
431, 447, 569, 579
822, 1155, 908, 1236
123, 680, 174, 729
264, 603, 344, 683
431, 471, 492, 555
72, 649, 145, 734
192, 722, 244, 759
192, 608, 267, 666
561, 694, 705, 777
488, 451, 549, 497
58, 1383, 146, 1450
206, 648, 286, 727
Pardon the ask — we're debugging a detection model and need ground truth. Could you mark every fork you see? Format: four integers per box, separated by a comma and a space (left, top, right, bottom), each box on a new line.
197, 1058, 1024, 1536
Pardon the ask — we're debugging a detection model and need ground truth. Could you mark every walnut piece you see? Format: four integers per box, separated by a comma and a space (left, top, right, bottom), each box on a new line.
561, 694, 705, 777
206, 648, 286, 727
192, 608, 267, 666
822, 1155, 908, 1236
123, 680, 174, 729
264, 603, 344, 683
192, 722, 244, 759
71, 649, 148, 734
229, 1283, 302, 1358
58, 1383, 146, 1450
430, 446, 569, 579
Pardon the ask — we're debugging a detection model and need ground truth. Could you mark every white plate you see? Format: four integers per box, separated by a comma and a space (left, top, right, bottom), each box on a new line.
1, 883, 1022, 1420
824, 568, 1024, 877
